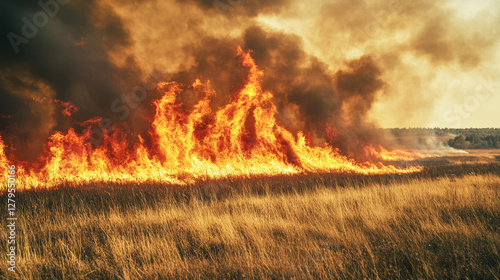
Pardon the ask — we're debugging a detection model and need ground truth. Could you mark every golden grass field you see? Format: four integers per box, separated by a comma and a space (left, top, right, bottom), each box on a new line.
1, 156, 500, 279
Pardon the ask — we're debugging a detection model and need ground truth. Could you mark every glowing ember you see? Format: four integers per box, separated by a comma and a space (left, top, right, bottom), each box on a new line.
54, 99, 79, 117
1, 48, 426, 191
0, 136, 7, 181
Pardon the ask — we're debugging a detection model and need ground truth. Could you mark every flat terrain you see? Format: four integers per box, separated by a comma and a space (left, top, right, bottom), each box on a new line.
444, 149, 500, 163
413, 149, 500, 165
1, 156, 500, 279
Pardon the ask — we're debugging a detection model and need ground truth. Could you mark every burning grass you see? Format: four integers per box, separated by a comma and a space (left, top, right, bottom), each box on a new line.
1, 163, 499, 279
0, 48, 430, 192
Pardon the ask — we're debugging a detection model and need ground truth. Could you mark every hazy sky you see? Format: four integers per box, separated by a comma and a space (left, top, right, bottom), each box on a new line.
252, 0, 500, 128
111, 0, 500, 128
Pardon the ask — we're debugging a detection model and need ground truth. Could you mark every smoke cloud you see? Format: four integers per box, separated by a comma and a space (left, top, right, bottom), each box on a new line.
1, 0, 498, 161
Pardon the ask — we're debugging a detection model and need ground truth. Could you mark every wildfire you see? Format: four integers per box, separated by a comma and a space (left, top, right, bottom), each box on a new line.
1, 47, 426, 191
54, 99, 79, 117
364, 143, 430, 162
0, 136, 7, 180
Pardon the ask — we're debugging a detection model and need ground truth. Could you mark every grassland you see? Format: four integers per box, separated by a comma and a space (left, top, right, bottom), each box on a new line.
1, 162, 500, 279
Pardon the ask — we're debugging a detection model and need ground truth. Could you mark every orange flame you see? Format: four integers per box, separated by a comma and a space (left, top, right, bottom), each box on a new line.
1, 47, 426, 191
54, 99, 79, 117
364, 143, 430, 161
0, 136, 8, 181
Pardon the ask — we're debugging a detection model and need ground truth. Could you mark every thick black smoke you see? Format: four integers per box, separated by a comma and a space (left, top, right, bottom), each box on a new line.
0, 0, 393, 163
162, 25, 387, 160
0, 0, 145, 160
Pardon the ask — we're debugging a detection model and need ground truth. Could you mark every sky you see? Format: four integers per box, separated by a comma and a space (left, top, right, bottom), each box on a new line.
251, 0, 500, 128
0, 0, 499, 157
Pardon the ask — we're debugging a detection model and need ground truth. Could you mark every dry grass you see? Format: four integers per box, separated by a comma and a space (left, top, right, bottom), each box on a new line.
1, 168, 500, 279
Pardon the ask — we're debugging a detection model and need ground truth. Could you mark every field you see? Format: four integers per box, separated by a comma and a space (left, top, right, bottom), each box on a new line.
1, 153, 500, 279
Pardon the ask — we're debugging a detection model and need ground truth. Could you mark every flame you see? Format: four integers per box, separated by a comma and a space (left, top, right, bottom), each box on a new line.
1, 47, 426, 191
364, 143, 430, 161
0, 136, 8, 182
54, 99, 79, 117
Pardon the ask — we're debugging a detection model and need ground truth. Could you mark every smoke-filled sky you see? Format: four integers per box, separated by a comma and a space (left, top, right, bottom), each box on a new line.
112, 0, 499, 129
0, 0, 499, 158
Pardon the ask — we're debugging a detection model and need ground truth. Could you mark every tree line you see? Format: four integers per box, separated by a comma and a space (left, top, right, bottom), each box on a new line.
447, 134, 500, 149
386, 128, 500, 138
385, 128, 500, 149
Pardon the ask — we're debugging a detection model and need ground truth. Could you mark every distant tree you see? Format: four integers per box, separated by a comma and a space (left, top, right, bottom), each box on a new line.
448, 135, 468, 149
386, 128, 500, 149
448, 134, 500, 149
